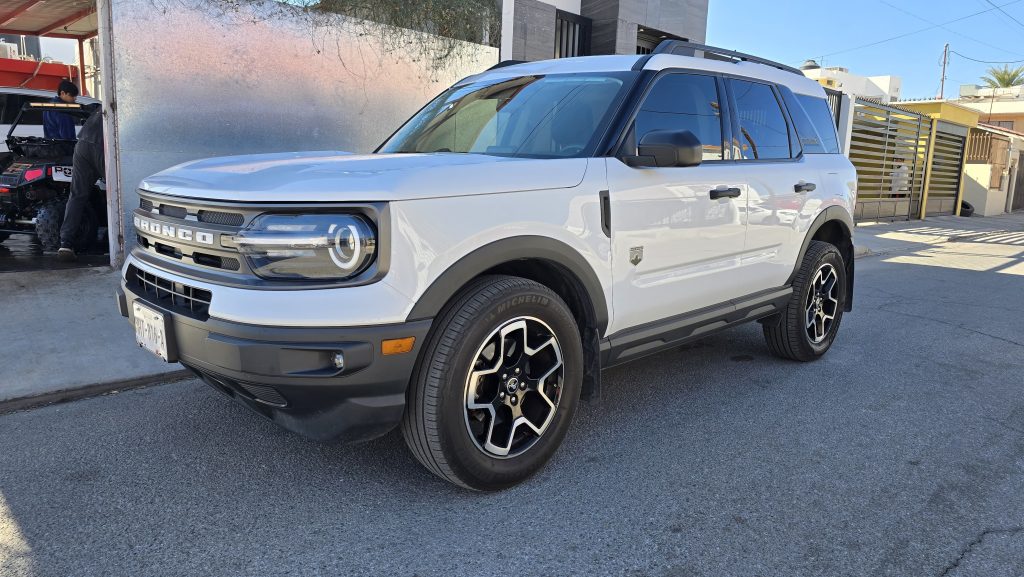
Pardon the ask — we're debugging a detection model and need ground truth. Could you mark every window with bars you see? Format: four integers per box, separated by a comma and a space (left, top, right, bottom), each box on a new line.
554, 10, 590, 58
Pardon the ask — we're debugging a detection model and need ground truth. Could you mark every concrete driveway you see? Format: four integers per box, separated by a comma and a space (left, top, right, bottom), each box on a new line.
2, 223, 1024, 576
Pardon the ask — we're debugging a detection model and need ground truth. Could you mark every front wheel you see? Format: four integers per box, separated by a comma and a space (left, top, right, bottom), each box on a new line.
763, 240, 847, 361
401, 276, 583, 491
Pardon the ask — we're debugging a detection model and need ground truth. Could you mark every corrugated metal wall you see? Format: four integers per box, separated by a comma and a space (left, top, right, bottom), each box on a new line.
104, 0, 497, 262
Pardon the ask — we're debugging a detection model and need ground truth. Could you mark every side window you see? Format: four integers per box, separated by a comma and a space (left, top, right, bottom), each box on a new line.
795, 94, 840, 154
635, 73, 724, 161
0, 94, 21, 124
730, 79, 792, 160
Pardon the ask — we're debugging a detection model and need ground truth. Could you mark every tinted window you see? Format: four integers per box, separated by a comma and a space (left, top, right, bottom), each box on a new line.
731, 79, 791, 160
795, 94, 840, 154
380, 73, 632, 159
635, 74, 723, 161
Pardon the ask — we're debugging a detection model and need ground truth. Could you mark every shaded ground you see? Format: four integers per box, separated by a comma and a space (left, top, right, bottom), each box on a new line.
2, 225, 1024, 576
0, 232, 107, 273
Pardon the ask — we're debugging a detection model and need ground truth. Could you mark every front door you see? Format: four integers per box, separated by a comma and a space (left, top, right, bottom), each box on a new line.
607, 72, 749, 334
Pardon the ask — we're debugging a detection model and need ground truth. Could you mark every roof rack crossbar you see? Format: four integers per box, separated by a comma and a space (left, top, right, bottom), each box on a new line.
650, 40, 803, 76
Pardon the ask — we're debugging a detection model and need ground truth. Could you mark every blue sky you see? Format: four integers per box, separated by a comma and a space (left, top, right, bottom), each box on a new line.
706, 0, 1024, 99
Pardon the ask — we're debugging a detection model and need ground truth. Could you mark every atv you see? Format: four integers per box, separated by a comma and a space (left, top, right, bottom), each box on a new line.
0, 101, 105, 251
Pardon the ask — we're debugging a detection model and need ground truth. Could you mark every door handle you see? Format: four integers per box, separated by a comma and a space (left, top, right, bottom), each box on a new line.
710, 187, 742, 200
794, 182, 817, 193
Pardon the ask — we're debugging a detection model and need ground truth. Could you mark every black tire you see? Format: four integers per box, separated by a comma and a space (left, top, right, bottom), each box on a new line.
35, 201, 97, 251
960, 200, 975, 217
35, 200, 65, 251
401, 275, 584, 491
763, 240, 847, 361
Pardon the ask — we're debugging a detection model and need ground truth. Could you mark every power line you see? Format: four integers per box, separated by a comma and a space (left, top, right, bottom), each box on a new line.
815, 0, 1024, 59
982, 0, 1024, 30
877, 0, 1024, 58
951, 50, 1024, 64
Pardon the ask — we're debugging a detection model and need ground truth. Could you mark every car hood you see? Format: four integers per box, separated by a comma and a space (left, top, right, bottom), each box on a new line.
139, 151, 590, 202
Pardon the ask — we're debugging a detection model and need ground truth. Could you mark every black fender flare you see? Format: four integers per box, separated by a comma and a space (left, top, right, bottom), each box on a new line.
405, 235, 609, 333
789, 206, 855, 311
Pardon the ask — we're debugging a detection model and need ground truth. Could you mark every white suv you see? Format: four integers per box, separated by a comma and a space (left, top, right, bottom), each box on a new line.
118, 41, 856, 490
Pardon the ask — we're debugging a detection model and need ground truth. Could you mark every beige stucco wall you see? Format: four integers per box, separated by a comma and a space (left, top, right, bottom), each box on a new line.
964, 164, 1009, 216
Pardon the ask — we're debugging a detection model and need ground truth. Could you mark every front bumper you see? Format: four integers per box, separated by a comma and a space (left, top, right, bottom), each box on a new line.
118, 274, 431, 443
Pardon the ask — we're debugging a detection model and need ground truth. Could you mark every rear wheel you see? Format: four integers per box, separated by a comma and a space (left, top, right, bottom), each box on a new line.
35, 200, 65, 251
763, 240, 846, 361
401, 276, 583, 491
35, 201, 97, 251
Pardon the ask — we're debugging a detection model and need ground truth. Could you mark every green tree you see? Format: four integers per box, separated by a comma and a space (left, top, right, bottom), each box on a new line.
981, 64, 1024, 88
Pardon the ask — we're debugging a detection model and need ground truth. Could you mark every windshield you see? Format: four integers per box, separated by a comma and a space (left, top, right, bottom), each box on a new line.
379, 72, 635, 159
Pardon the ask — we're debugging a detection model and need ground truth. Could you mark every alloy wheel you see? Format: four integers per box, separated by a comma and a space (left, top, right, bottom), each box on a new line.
805, 263, 839, 344
463, 316, 564, 458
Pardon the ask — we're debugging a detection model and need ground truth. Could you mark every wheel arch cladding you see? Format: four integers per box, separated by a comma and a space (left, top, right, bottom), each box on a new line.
406, 236, 608, 399
792, 206, 855, 312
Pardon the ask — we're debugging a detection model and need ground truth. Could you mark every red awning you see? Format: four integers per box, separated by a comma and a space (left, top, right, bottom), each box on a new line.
0, 0, 97, 40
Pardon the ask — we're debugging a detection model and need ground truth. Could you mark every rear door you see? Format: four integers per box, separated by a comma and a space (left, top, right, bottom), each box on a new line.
727, 78, 815, 290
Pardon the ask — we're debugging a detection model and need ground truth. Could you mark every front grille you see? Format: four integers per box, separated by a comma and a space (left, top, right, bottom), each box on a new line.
129, 265, 212, 320
188, 365, 290, 409
159, 204, 188, 219
198, 210, 244, 227
139, 198, 153, 211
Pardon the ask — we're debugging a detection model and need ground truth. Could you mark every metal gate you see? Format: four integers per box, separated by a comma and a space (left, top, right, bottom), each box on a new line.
1014, 152, 1024, 212
923, 122, 968, 217
849, 98, 929, 221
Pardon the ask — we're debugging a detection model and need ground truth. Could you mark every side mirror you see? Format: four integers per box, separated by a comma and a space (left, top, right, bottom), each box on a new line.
624, 130, 703, 168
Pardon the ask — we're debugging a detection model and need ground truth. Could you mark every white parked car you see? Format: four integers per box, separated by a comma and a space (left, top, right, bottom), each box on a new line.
118, 41, 856, 490
0, 87, 100, 152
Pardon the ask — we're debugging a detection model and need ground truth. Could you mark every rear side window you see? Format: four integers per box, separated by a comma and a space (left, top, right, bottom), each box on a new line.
730, 79, 792, 161
796, 94, 840, 154
635, 73, 724, 161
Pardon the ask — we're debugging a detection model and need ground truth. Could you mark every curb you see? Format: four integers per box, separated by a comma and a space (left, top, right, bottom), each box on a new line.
0, 369, 193, 416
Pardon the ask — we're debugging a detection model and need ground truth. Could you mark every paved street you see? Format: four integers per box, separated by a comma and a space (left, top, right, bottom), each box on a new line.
3, 226, 1024, 576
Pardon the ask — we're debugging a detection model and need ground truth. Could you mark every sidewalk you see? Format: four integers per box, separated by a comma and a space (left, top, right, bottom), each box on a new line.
853, 212, 1024, 258
0, 266, 187, 411
2, 211, 1022, 411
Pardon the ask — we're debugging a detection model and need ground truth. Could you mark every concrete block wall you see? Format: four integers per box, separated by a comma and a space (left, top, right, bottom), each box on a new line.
582, 0, 708, 55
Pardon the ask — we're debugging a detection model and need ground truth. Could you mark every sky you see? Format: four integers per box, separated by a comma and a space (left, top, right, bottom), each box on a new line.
706, 0, 1024, 99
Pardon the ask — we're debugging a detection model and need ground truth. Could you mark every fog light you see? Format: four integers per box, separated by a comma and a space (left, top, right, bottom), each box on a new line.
333, 352, 345, 370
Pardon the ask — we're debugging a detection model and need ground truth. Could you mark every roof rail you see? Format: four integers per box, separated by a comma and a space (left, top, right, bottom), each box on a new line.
650, 40, 803, 76
487, 60, 527, 71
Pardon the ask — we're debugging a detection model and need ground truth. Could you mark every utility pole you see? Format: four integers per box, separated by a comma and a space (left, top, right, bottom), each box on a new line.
939, 43, 950, 99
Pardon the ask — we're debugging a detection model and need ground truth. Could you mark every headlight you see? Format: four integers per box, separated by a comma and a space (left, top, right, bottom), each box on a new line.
231, 214, 377, 280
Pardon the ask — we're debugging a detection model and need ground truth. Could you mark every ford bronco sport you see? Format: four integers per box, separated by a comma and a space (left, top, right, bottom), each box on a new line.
117, 41, 856, 490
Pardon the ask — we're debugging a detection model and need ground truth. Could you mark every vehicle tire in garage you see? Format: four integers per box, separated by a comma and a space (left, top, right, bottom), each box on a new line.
35, 200, 65, 251
35, 200, 98, 252
763, 240, 847, 361
401, 275, 583, 491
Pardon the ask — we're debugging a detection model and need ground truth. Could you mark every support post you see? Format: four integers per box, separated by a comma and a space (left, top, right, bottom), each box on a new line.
77, 38, 87, 95
919, 119, 938, 220
97, 0, 122, 267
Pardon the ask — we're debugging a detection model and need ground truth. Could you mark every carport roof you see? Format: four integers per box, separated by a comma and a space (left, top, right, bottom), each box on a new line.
0, 0, 97, 40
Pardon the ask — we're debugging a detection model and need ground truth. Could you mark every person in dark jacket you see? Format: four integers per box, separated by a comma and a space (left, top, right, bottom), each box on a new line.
57, 104, 104, 261
42, 80, 79, 141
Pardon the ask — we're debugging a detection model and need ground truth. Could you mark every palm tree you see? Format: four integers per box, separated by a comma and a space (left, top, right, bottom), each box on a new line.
981, 65, 1024, 88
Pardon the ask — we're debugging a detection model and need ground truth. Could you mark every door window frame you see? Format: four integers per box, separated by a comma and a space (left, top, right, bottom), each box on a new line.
723, 77, 804, 164
611, 68, 736, 164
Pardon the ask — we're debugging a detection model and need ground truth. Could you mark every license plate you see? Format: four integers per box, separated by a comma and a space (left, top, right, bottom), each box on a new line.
52, 165, 72, 183
133, 302, 169, 361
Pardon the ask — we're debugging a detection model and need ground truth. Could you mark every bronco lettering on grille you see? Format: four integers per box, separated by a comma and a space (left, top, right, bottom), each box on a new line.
134, 215, 215, 245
